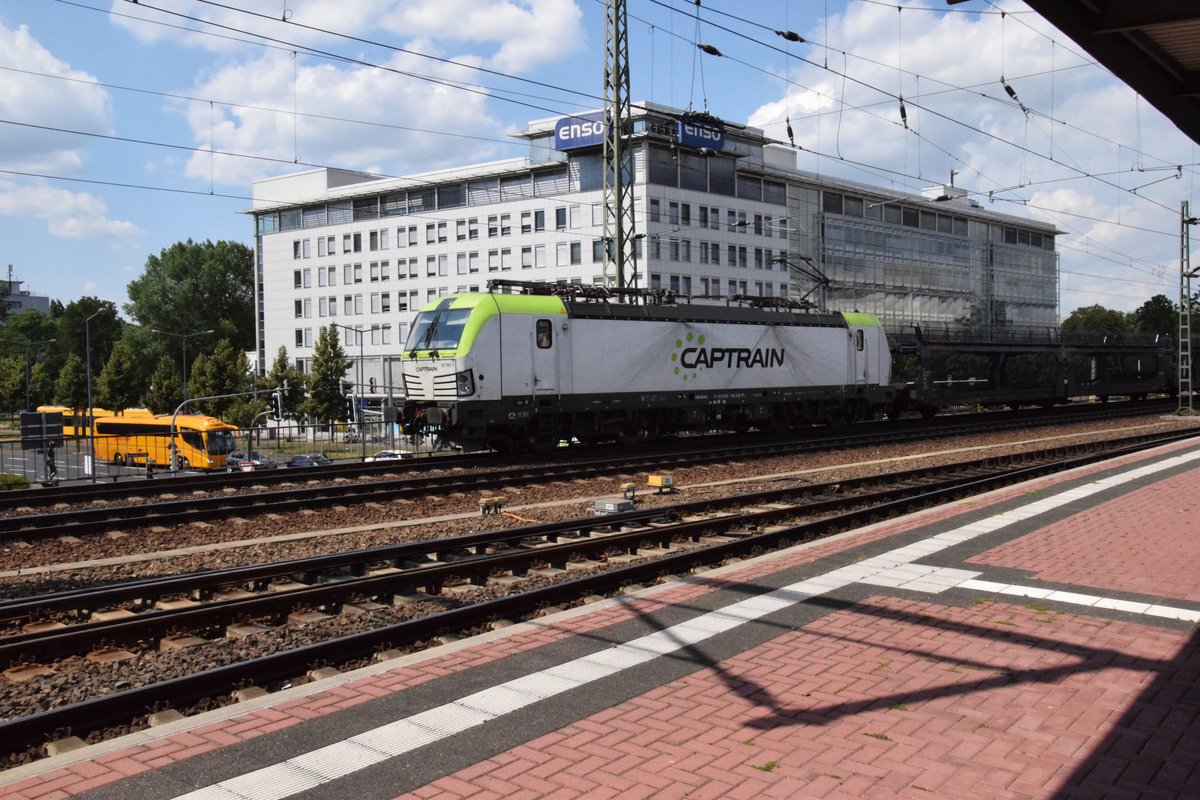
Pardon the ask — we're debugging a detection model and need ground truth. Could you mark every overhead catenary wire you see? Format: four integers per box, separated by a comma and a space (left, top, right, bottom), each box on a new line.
21, 0, 1194, 296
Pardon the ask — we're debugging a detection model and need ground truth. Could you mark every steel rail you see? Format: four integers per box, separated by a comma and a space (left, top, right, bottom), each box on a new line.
0, 428, 1194, 757
0, 399, 1171, 513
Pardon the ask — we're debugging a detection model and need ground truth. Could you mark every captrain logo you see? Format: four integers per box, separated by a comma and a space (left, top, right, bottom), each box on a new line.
671, 332, 785, 382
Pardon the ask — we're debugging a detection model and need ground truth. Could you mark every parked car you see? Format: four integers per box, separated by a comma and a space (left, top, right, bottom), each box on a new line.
286, 453, 332, 468
365, 450, 409, 462
226, 450, 278, 471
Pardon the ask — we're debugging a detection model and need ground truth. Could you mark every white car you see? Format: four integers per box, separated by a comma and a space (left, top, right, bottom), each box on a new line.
365, 450, 408, 462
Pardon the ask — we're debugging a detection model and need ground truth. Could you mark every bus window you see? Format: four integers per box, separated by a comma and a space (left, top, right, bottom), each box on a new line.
206, 429, 237, 455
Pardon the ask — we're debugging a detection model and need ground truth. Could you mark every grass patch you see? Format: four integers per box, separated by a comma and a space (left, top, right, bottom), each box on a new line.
997, 618, 1016, 626
889, 703, 909, 711
753, 760, 780, 773
865, 732, 891, 741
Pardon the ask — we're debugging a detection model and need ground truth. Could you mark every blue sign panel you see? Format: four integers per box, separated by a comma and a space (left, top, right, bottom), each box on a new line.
554, 112, 606, 150
678, 118, 725, 151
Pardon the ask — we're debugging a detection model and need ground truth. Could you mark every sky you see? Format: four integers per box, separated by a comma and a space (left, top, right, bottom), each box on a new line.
1, 0, 1197, 321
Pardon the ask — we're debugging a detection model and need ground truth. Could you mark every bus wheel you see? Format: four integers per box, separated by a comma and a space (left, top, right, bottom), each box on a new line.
177, 457, 189, 471
112, 453, 123, 466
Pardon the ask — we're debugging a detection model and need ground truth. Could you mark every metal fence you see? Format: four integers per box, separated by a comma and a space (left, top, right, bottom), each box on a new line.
0, 418, 444, 484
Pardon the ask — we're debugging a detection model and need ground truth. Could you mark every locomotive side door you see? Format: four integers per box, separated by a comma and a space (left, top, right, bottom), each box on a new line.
851, 327, 870, 385
531, 317, 557, 394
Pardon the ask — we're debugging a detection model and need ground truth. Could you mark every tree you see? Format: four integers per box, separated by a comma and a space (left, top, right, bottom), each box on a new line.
124, 240, 255, 352
53, 353, 88, 411
304, 325, 352, 424
28, 362, 53, 409
145, 355, 182, 414
266, 346, 306, 421
187, 339, 254, 420
1128, 294, 1178, 337
54, 298, 123, 382
0, 356, 22, 412
95, 340, 143, 412
1061, 304, 1129, 335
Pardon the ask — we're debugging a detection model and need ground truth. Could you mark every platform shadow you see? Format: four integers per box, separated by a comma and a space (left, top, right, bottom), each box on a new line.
609, 576, 1198, 798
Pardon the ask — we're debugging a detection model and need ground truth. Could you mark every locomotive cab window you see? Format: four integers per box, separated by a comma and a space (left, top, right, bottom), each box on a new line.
536, 319, 553, 349
406, 306, 472, 351
855, 330, 864, 351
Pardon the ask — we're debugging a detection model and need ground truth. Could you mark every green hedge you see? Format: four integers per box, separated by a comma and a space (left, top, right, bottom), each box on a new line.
0, 473, 29, 491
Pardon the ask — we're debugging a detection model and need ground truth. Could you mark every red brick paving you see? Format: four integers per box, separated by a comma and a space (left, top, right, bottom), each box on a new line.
968, 464, 1200, 602
1, 440, 1197, 799
399, 595, 1193, 800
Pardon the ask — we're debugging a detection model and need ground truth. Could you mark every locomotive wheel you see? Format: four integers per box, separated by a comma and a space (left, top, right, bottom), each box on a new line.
528, 431, 559, 454
617, 426, 648, 447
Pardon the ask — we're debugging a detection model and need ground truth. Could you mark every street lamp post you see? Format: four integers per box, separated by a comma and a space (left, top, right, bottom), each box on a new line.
23, 338, 56, 411
332, 323, 366, 462
152, 328, 215, 401
85, 310, 102, 483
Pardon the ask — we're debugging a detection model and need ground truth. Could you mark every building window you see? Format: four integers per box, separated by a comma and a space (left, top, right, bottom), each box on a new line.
649, 198, 661, 223
488, 215, 499, 237
294, 299, 303, 318
555, 207, 567, 231
534, 244, 546, 268
521, 211, 532, 234
521, 246, 533, 268
534, 210, 545, 232
569, 241, 582, 265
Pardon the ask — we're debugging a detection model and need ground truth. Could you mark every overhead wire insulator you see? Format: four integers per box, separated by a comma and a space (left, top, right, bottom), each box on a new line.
697, 43, 723, 57
1001, 78, 1030, 117
786, 116, 795, 147
899, 97, 908, 130
775, 30, 804, 43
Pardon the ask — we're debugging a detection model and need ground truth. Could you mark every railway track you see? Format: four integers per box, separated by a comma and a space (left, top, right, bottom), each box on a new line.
0, 427, 1193, 759
0, 401, 1175, 543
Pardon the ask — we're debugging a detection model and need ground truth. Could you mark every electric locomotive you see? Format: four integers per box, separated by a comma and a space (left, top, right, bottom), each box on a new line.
400, 280, 894, 452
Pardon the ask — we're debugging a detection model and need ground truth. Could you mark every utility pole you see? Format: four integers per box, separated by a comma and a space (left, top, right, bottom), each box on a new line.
602, 0, 637, 289
1180, 201, 1197, 415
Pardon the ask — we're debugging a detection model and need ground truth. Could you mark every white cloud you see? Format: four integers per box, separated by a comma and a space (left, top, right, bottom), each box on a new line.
178, 48, 507, 188
381, 0, 585, 72
0, 22, 113, 174
108, 0, 584, 73
0, 178, 142, 242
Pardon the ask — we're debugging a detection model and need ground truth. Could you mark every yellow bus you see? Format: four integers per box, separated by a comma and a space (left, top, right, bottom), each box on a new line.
92, 413, 239, 471
36, 405, 115, 438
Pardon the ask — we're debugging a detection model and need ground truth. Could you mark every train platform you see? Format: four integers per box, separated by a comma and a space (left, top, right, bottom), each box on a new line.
2, 434, 1199, 800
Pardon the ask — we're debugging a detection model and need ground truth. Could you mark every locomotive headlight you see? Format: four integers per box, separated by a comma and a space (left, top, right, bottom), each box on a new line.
455, 369, 476, 397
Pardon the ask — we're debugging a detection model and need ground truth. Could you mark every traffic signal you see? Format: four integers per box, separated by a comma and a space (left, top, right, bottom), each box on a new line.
269, 391, 284, 421
345, 395, 356, 420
